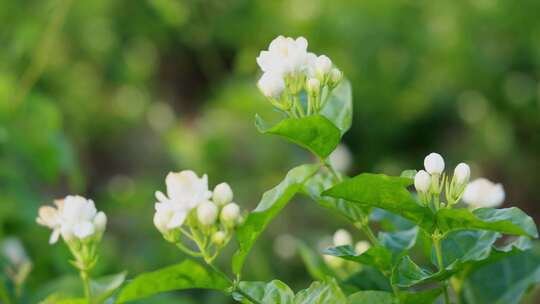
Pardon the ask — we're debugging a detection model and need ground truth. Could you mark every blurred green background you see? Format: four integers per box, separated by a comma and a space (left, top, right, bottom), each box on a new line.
1, 0, 540, 302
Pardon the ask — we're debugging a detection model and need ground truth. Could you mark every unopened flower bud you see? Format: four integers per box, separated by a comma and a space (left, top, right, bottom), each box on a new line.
212, 231, 227, 246
197, 201, 218, 226
454, 163, 470, 184
306, 78, 321, 93
414, 170, 431, 193
329, 68, 342, 86
220, 203, 240, 224
315, 55, 332, 77
424, 152, 445, 174
94, 211, 107, 232
333, 229, 352, 247
213, 183, 233, 206
355, 241, 371, 255
258, 72, 285, 99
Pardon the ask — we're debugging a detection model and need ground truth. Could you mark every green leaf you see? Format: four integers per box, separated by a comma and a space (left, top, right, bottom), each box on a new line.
233, 280, 294, 304
379, 227, 419, 255
461, 245, 540, 304
319, 80, 353, 136
302, 172, 367, 222
323, 173, 434, 230
348, 290, 394, 304
232, 164, 319, 275
91, 271, 127, 303
434, 230, 499, 269
399, 288, 443, 304
322, 245, 393, 272
343, 267, 392, 292
294, 279, 347, 304
297, 242, 334, 281
436, 207, 538, 238
115, 260, 229, 303
255, 114, 341, 158
391, 256, 447, 288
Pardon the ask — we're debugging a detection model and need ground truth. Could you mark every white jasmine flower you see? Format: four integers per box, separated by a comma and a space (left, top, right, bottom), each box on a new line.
306, 78, 321, 93
257, 72, 285, 99
315, 55, 332, 77
73, 221, 95, 240
221, 203, 240, 224
424, 152, 445, 175
197, 201, 218, 226
213, 182, 233, 206
328, 144, 353, 172
153, 170, 212, 232
454, 163, 471, 184
463, 178, 505, 208
256, 36, 310, 76
333, 229, 352, 247
355, 241, 371, 255
414, 170, 431, 193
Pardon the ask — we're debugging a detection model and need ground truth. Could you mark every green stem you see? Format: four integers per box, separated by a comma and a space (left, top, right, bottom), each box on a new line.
361, 224, 379, 246
322, 158, 342, 182
80, 269, 91, 303
175, 242, 203, 257
433, 233, 450, 304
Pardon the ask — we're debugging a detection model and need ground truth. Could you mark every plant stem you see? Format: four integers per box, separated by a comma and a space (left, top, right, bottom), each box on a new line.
80, 269, 91, 303
433, 232, 450, 304
361, 224, 379, 246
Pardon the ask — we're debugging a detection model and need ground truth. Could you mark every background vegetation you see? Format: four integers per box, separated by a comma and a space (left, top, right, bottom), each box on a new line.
1, 0, 539, 302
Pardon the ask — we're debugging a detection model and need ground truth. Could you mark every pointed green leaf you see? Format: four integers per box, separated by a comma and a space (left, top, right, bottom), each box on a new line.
115, 260, 229, 303
348, 290, 394, 304
322, 245, 393, 272
320, 80, 353, 136
323, 173, 434, 231
232, 164, 319, 275
255, 114, 341, 158
436, 207, 538, 238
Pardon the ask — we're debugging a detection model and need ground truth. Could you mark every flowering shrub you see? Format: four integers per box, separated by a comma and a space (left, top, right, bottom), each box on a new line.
27, 35, 539, 304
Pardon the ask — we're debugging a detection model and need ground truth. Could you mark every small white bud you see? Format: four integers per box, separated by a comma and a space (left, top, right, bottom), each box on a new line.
221, 203, 240, 224
306, 78, 321, 93
355, 241, 371, 255
414, 170, 431, 193
315, 55, 332, 76
213, 183, 233, 206
424, 152, 445, 174
212, 231, 227, 246
329, 68, 342, 86
257, 72, 285, 99
454, 163, 470, 184
197, 201, 218, 226
93, 211, 107, 232
333, 229, 352, 247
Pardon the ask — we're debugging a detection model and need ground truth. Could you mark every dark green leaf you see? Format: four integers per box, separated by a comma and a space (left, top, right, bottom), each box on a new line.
348, 290, 394, 304
379, 227, 419, 255
434, 230, 499, 269
391, 256, 447, 287
399, 288, 442, 304
343, 267, 392, 292
322, 245, 393, 272
233, 280, 294, 304
319, 80, 353, 136
323, 173, 434, 231
461, 245, 540, 304
297, 242, 334, 281
91, 271, 126, 303
232, 164, 319, 275
115, 260, 229, 303
302, 172, 367, 222
436, 207, 538, 238
255, 114, 341, 158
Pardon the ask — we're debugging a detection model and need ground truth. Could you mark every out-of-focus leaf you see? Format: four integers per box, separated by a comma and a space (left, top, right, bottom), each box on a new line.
115, 260, 229, 303
293, 279, 347, 304
255, 114, 340, 158
297, 242, 334, 281
370, 209, 415, 232
319, 80, 353, 136
437, 207, 538, 238
323, 173, 434, 230
348, 290, 394, 304
302, 172, 367, 222
232, 164, 319, 275
461, 245, 540, 304
399, 170, 417, 179
91, 271, 126, 303
322, 245, 392, 272
343, 267, 392, 292
379, 226, 419, 255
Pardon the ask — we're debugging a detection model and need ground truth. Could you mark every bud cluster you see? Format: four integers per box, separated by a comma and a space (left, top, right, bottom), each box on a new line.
413, 152, 505, 209
256, 35, 343, 117
153, 170, 245, 262
36, 195, 107, 272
